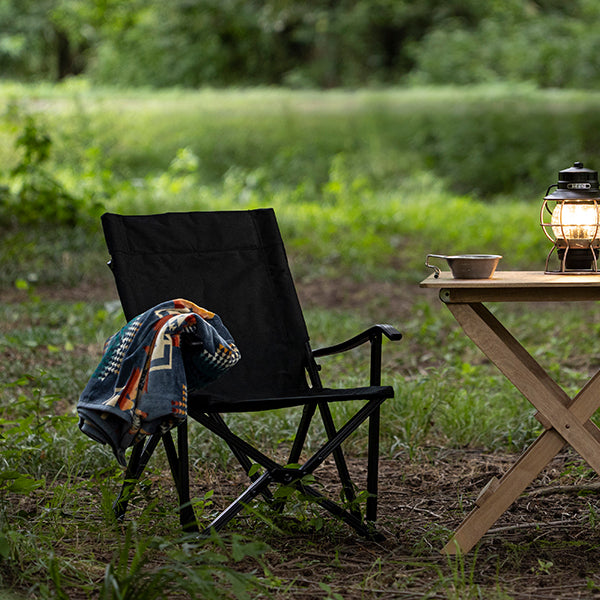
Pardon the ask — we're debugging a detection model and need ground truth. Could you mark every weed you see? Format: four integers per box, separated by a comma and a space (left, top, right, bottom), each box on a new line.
318, 581, 344, 600
443, 546, 483, 600
531, 558, 553, 576
588, 502, 599, 529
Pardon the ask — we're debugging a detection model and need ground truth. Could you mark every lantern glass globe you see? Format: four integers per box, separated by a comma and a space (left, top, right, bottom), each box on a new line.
550, 201, 600, 243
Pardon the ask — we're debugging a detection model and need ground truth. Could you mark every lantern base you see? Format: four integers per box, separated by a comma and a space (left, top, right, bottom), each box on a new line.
545, 247, 600, 274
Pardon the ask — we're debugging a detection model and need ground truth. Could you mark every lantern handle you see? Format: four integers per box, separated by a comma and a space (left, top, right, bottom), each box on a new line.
544, 184, 557, 215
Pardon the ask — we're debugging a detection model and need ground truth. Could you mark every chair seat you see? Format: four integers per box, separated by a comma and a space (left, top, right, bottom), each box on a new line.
189, 385, 395, 413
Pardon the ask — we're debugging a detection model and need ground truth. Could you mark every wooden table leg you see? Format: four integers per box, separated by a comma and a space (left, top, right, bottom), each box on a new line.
442, 302, 600, 554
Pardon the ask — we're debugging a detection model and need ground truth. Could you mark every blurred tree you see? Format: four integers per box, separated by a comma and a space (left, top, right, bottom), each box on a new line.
88, 0, 490, 88
0, 0, 55, 79
1, 0, 600, 88
409, 0, 600, 88
0, 0, 89, 80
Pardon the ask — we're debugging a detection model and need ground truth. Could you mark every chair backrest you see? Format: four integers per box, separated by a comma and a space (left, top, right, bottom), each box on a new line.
101, 209, 312, 401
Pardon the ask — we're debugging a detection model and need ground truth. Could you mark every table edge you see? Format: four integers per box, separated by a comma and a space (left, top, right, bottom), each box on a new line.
420, 270, 600, 289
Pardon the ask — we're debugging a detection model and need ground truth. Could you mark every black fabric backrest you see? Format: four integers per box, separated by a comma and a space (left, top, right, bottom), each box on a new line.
101, 209, 311, 400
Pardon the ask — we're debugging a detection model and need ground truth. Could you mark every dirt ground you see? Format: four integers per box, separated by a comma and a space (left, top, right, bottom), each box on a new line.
185, 447, 600, 599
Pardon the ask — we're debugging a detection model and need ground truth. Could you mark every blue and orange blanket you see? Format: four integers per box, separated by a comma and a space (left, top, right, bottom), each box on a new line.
77, 299, 240, 466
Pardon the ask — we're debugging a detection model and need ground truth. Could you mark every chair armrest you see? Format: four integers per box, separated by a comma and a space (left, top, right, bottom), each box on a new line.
312, 324, 402, 358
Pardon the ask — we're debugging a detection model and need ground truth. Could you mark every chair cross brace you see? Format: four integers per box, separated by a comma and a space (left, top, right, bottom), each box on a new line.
191, 397, 386, 539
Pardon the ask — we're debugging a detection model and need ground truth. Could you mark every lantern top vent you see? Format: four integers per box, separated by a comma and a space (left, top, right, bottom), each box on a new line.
545, 161, 600, 200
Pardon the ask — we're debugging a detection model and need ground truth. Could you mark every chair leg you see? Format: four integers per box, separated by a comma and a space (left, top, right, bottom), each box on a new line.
191, 400, 386, 539
366, 405, 380, 522
162, 423, 198, 532
202, 472, 274, 535
367, 329, 383, 523
318, 402, 359, 518
114, 424, 199, 533
113, 433, 162, 521
288, 403, 317, 464
202, 471, 383, 540
301, 398, 386, 537
299, 482, 384, 541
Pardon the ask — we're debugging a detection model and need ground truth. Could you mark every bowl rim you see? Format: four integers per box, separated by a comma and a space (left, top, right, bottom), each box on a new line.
444, 254, 502, 260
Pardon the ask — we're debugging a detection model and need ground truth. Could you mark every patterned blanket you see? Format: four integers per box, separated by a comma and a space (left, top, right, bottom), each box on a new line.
77, 299, 240, 466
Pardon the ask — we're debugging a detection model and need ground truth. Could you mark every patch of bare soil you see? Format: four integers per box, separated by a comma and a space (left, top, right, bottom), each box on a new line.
189, 449, 600, 599
297, 275, 431, 319
0, 278, 117, 304
0, 273, 426, 317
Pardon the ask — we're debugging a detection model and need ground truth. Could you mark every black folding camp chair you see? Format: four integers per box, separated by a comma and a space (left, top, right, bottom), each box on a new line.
101, 208, 402, 539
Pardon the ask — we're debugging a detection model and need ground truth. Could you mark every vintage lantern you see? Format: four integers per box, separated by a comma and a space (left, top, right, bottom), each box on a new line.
541, 161, 600, 273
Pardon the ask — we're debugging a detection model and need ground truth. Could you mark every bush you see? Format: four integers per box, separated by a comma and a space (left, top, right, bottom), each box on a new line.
0, 111, 103, 227
3, 86, 600, 224
409, 5, 600, 89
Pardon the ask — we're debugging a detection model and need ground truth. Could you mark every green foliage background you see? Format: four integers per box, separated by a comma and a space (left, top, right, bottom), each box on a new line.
3, 84, 592, 285
3, 1, 600, 89
1, 84, 599, 265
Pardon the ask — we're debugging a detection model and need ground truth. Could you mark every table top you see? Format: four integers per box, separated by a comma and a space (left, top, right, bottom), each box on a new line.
420, 271, 600, 303
420, 270, 600, 288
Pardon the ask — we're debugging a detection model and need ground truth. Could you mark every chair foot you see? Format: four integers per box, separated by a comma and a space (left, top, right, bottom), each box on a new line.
113, 498, 127, 522
180, 503, 199, 533
300, 483, 385, 541
113, 479, 137, 522
363, 523, 386, 542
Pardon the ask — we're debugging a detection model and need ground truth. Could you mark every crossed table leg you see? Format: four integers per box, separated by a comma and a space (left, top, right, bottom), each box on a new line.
441, 301, 600, 555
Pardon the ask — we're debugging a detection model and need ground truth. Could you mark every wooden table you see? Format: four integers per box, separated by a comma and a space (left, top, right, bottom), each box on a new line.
420, 271, 600, 554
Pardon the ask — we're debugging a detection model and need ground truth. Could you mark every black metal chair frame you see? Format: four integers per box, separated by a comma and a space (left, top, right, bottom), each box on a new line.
102, 209, 402, 539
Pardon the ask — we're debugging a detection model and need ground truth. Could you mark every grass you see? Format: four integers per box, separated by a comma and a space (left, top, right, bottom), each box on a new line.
2, 283, 599, 597
2, 83, 600, 597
